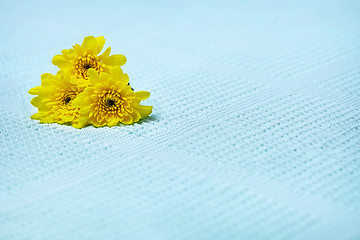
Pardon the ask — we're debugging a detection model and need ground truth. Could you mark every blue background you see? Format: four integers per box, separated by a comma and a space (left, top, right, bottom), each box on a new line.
1, 0, 360, 239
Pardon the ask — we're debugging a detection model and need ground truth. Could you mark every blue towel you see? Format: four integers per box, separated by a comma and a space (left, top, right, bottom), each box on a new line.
0, 0, 359, 239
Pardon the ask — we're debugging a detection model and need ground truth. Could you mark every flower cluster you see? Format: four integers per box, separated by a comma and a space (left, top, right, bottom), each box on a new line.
29, 36, 152, 128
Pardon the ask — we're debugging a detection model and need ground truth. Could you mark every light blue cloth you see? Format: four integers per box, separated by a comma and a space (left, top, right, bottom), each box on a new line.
0, 0, 359, 239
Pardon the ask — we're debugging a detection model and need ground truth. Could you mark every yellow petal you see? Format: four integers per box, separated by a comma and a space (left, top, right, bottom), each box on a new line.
81, 36, 97, 52
131, 110, 141, 123
72, 92, 91, 108
30, 112, 43, 120
109, 66, 123, 81
135, 91, 150, 100
99, 72, 111, 83
71, 122, 82, 129
73, 44, 83, 55
89, 108, 97, 118
39, 115, 58, 124
136, 105, 153, 118
41, 73, 54, 81
95, 36, 106, 55
121, 85, 135, 97
40, 73, 58, 89
114, 73, 129, 90
98, 47, 111, 61
102, 54, 126, 66
108, 118, 118, 127
30, 97, 43, 107
96, 114, 104, 123
62, 114, 74, 123
28, 86, 42, 95
88, 69, 101, 85
124, 113, 134, 124
52, 55, 71, 68
61, 48, 74, 57
73, 117, 88, 129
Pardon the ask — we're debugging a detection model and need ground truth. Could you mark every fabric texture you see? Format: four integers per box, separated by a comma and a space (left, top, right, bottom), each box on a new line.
0, 0, 359, 239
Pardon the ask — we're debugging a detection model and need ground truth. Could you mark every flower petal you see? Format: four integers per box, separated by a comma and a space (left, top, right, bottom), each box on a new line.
131, 110, 141, 123
108, 117, 118, 127
39, 114, 58, 124
73, 44, 83, 55
73, 117, 88, 129
81, 36, 97, 52
95, 36, 106, 55
88, 69, 101, 85
121, 85, 134, 97
61, 48, 74, 57
52, 55, 71, 68
41, 73, 54, 82
102, 54, 126, 66
122, 113, 133, 125
30, 112, 43, 120
109, 66, 123, 81
99, 47, 111, 61
135, 105, 153, 118
28, 86, 42, 95
72, 94, 86, 108
30, 97, 43, 107
99, 72, 111, 83
135, 91, 150, 100
115, 73, 130, 91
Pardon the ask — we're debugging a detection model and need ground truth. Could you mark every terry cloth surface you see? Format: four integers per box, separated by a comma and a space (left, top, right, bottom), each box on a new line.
0, 0, 359, 239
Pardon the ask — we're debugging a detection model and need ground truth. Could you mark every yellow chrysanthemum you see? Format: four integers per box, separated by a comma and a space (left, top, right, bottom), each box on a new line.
72, 68, 152, 128
52, 36, 126, 80
29, 71, 88, 126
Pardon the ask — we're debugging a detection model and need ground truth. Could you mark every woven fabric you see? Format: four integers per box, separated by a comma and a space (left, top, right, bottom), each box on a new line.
1, 0, 359, 239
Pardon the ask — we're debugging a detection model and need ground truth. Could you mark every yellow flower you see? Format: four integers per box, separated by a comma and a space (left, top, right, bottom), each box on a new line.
52, 36, 126, 80
72, 68, 152, 128
29, 71, 87, 126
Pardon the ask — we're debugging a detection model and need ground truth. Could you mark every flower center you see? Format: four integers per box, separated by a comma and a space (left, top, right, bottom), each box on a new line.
64, 97, 71, 104
105, 99, 116, 107
100, 91, 124, 112
83, 63, 92, 69
75, 52, 104, 79
63, 91, 77, 106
